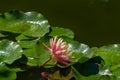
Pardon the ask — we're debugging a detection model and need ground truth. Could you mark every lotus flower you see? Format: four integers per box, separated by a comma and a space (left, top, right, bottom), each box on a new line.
43, 36, 71, 65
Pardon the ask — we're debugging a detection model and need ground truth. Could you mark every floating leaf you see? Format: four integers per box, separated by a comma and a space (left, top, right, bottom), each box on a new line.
23, 41, 53, 67
0, 39, 22, 64
68, 41, 90, 63
96, 44, 120, 68
0, 63, 17, 80
0, 10, 50, 37
16, 34, 39, 48
49, 27, 74, 39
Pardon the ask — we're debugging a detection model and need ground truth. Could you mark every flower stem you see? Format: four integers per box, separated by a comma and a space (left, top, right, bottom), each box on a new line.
40, 57, 51, 67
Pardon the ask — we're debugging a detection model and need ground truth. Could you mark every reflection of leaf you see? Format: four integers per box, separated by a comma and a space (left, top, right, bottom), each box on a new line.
0, 10, 50, 37
0, 39, 22, 64
72, 57, 101, 76
48, 67, 74, 80
59, 67, 72, 77
72, 65, 115, 80
72, 56, 103, 80
17, 67, 46, 80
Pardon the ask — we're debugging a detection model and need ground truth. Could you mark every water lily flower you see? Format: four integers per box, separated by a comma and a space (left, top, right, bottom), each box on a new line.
43, 36, 71, 65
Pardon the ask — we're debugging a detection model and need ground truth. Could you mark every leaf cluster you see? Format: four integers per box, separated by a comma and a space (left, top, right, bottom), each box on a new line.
0, 10, 120, 80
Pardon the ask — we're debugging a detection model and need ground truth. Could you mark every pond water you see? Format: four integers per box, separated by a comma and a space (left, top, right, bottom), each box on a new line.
0, 0, 120, 47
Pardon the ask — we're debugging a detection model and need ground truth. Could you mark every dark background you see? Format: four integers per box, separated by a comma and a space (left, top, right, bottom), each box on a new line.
0, 0, 120, 47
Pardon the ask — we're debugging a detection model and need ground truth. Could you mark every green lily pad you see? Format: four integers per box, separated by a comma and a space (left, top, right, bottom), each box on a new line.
96, 44, 120, 68
0, 10, 50, 37
68, 41, 90, 63
16, 34, 39, 48
23, 40, 53, 67
49, 27, 74, 39
0, 63, 17, 80
0, 39, 22, 64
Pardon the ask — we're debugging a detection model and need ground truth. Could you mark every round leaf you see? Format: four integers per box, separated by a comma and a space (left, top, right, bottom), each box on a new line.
0, 40, 23, 64
96, 44, 120, 67
0, 63, 17, 80
16, 34, 39, 48
49, 27, 74, 39
23, 41, 53, 67
0, 10, 50, 37
68, 41, 90, 63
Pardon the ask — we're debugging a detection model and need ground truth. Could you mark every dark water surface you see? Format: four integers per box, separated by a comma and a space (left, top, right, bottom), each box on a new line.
0, 0, 120, 47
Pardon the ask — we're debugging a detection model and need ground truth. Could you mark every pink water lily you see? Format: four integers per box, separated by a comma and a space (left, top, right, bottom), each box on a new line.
43, 36, 71, 65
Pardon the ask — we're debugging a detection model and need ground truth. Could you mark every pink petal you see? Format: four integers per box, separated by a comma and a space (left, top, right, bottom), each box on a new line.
50, 38, 54, 49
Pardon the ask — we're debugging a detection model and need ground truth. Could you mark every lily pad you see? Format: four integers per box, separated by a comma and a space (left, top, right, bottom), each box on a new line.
96, 44, 120, 68
0, 39, 22, 64
49, 27, 74, 39
68, 41, 90, 63
0, 63, 17, 80
0, 10, 50, 37
16, 34, 39, 48
23, 40, 53, 67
